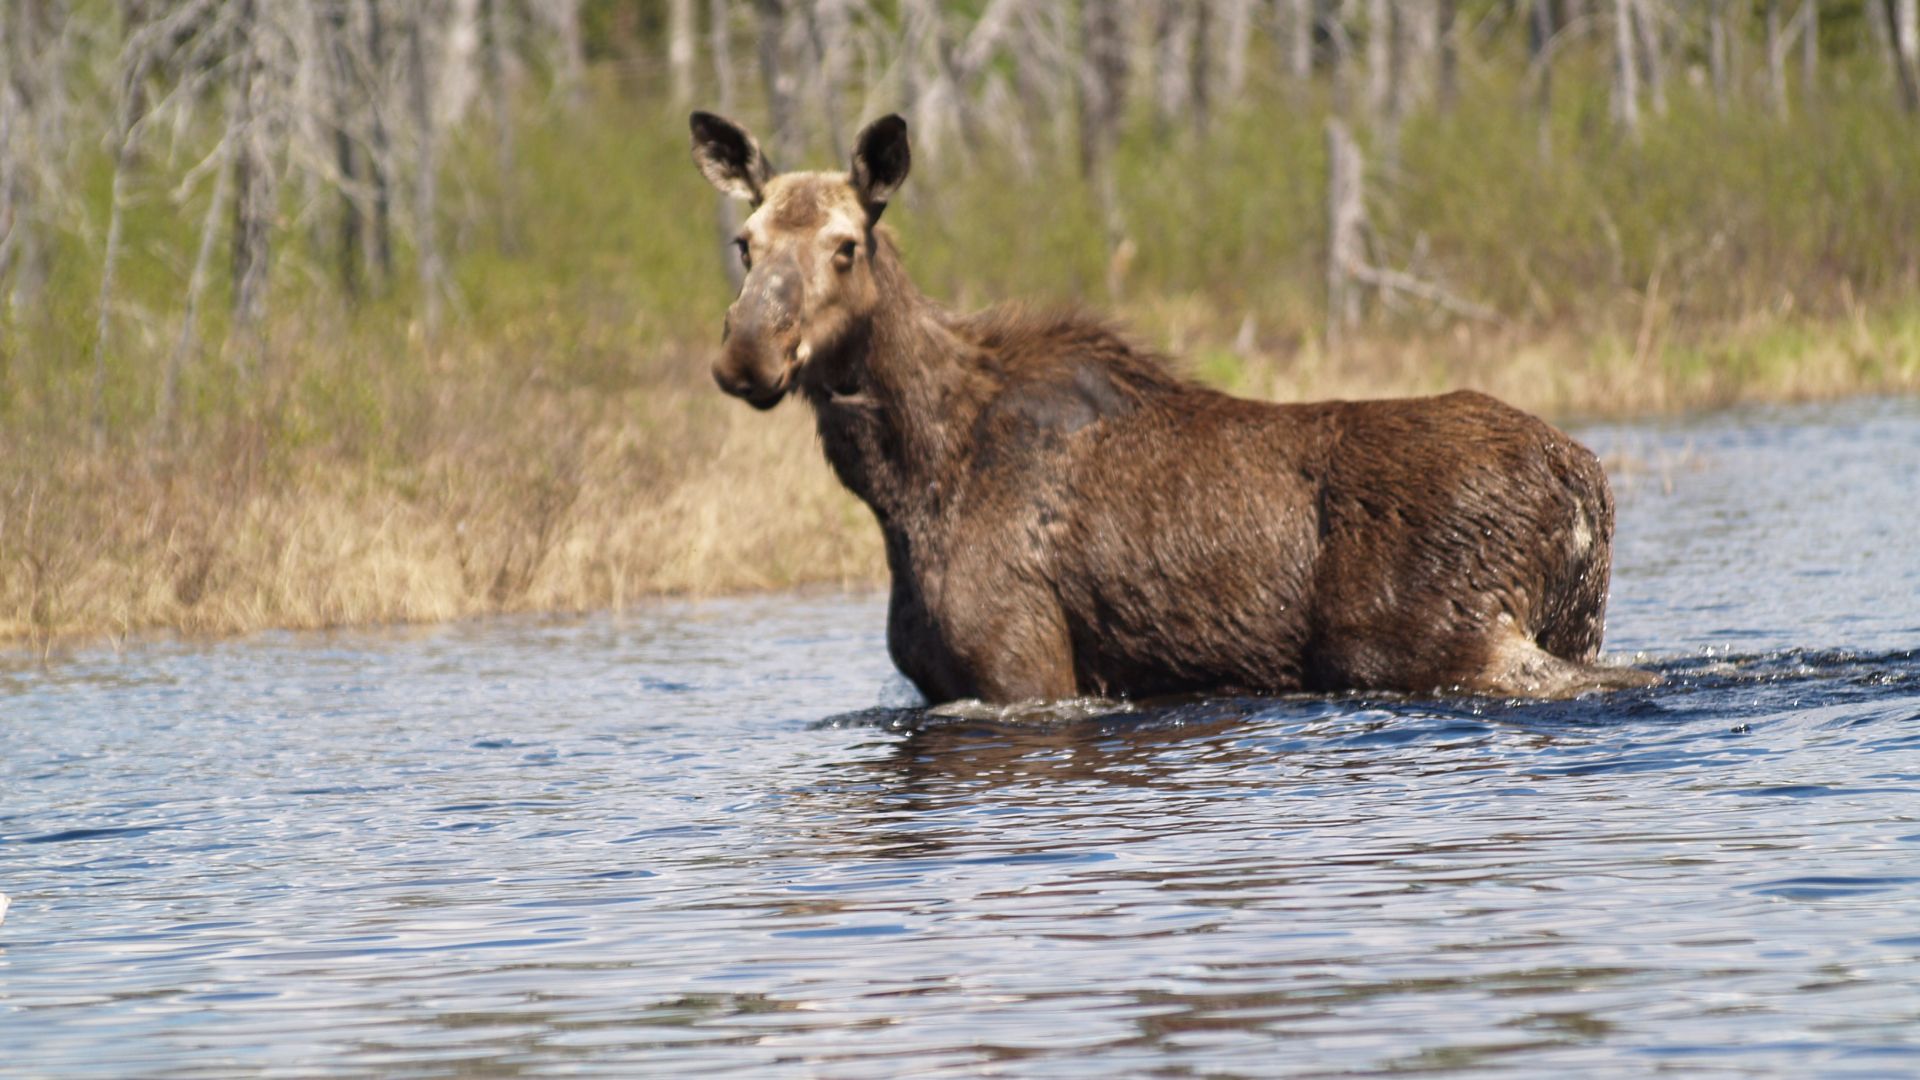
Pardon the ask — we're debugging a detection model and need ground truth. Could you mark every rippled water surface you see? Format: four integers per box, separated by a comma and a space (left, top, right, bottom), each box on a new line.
4, 398, 1919, 1077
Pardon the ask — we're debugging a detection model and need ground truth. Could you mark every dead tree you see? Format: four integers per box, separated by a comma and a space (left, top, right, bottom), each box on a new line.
1325, 119, 1364, 346
1365, 0, 1391, 122
1077, 0, 1131, 300
482, 0, 518, 250
0, 2, 22, 312
669, 0, 697, 106
1286, 0, 1313, 84
532, 0, 584, 106
405, 3, 444, 335
754, 0, 799, 165
363, 0, 395, 287
1152, 0, 1192, 133
1528, 0, 1555, 158
1317, 0, 1357, 118
1222, 0, 1254, 100
1766, 0, 1787, 119
162, 93, 238, 435
798, 0, 848, 162
1325, 118, 1497, 349
1889, 0, 1920, 114
1633, 0, 1664, 117
1611, 0, 1639, 140
230, 0, 285, 370
1800, 0, 1817, 105
710, 0, 744, 291
1707, 0, 1729, 112
90, 25, 157, 446
1191, 0, 1213, 135
326, 1, 363, 300
1, 0, 71, 315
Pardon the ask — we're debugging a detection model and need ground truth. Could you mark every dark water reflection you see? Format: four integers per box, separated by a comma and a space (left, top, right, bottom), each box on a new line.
3, 398, 1919, 1077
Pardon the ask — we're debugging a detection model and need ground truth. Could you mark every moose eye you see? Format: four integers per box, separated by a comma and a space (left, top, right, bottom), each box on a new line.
833, 240, 857, 270
734, 238, 751, 270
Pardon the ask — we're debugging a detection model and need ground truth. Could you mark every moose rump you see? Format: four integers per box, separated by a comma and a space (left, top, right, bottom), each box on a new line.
688, 109, 1651, 704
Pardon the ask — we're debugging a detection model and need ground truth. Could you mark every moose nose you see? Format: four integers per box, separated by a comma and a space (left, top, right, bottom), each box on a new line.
713, 255, 803, 408
727, 257, 802, 343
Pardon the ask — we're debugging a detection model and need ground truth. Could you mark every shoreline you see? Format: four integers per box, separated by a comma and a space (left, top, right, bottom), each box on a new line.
5, 321, 1914, 654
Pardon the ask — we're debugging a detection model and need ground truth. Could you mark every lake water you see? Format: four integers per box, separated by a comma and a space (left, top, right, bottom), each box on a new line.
3, 397, 1918, 1077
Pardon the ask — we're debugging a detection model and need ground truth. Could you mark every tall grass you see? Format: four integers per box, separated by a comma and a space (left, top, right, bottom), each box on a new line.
3, 53, 1919, 647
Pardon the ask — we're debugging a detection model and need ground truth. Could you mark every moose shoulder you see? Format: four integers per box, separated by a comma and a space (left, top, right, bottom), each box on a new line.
689, 110, 1654, 704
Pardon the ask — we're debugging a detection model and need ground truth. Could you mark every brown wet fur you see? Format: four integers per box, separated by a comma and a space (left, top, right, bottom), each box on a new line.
691, 112, 1656, 705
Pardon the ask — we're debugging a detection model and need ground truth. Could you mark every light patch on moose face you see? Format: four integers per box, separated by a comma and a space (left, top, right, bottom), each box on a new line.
735, 173, 878, 383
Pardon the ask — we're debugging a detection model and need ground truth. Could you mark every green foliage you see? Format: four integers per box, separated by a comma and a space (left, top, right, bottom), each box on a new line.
4, 41, 1920, 462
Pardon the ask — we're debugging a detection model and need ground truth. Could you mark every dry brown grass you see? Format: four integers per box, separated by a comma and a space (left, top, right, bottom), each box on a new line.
3, 301, 1916, 652
0, 342, 882, 649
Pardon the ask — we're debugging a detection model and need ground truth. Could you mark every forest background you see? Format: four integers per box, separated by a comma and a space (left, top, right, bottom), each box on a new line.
2, 0, 1917, 645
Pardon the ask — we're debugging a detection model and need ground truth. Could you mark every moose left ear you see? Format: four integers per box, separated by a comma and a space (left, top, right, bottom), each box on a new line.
849, 114, 910, 222
690, 111, 774, 205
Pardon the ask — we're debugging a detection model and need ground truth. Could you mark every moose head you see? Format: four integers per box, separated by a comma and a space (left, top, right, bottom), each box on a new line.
688, 112, 911, 409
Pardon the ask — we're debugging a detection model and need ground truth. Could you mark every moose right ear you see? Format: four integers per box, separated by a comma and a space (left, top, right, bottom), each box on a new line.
849, 114, 910, 221
690, 111, 774, 205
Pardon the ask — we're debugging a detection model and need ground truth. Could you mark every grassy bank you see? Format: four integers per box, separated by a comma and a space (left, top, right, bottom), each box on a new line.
5, 54, 1920, 647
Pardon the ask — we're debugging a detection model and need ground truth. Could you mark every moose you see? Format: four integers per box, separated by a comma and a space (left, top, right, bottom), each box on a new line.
689, 111, 1653, 704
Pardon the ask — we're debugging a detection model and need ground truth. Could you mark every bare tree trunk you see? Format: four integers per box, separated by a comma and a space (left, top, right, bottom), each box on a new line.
1394, 0, 1439, 115
1151, 0, 1192, 132
1882, 0, 1920, 113
406, 6, 444, 336
539, 0, 585, 105
754, 0, 798, 165
2, 0, 67, 316
669, 0, 696, 106
799, 0, 848, 162
1901, 0, 1920, 112
1708, 0, 1729, 113
327, 2, 363, 301
1365, 0, 1391, 122
230, 0, 286, 376
0, 2, 21, 311
162, 99, 237, 437
482, 0, 517, 251
1007, 0, 1070, 170
1530, 0, 1554, 158
1325, 119, 1364, 347
710, 0, 744, 291
1223, 0, 1254, 100
1078, 0, 1128, 179
1904, 0, 1920, 69
1437, 0, 1457, 112
1287, 0, 1313, 83
1611, 0, 1639, 141
1766, 0, 1787, 119
91, 43, 152, 448
709, 0, 736, 114
1633, 0, 1664, 117
365, 0, 395, 287
1077, 0, 1130, 300
1191, 0, 1213, 135
1325, 0, 1354, 116
1800, 0, 1817, 105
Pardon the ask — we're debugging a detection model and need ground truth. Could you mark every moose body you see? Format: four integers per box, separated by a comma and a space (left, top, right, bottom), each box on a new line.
691, 111, 1650, 703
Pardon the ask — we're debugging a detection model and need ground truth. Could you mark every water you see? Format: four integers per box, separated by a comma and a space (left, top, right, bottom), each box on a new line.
3, 397, 1918, 1077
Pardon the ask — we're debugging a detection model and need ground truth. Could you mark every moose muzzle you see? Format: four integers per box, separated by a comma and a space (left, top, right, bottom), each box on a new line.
714, 256, 804, 409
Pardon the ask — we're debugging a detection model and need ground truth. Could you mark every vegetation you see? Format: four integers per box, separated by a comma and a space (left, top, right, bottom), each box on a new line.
3, 1, 1919, 647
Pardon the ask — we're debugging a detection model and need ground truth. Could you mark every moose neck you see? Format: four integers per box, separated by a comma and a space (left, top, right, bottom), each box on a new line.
804, 230, 987, 528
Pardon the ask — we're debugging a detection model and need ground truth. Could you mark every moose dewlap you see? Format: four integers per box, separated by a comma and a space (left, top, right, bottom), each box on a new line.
689, 111, 1653, 704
